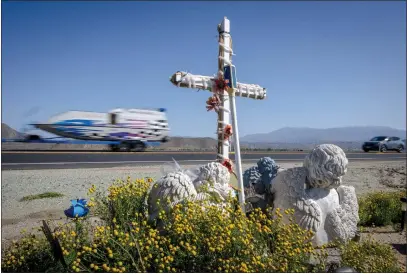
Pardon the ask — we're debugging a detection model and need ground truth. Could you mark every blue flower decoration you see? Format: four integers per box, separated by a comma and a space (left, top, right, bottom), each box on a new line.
64, 199, 89, 218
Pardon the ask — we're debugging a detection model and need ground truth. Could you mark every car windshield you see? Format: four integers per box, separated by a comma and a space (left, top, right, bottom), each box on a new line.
370, 136, 387, 141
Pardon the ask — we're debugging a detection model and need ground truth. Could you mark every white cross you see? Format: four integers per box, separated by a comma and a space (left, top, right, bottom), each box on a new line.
169, 17, 267, 211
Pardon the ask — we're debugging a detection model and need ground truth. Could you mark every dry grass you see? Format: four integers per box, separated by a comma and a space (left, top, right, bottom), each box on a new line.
20, 192, 64, 202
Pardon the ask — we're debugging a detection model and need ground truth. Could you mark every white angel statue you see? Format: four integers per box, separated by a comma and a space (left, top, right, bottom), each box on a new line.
270, 144, 359, 246
145, 159, 236, 223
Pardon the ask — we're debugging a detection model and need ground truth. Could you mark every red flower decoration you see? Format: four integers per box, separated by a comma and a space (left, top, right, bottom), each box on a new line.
221, 159, 233, 173
206, 95, 221, 112
224, 125, 233, 140
214, 78, 230, 93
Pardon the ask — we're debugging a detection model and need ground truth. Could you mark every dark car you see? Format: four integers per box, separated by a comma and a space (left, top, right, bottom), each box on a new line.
362, 136, 405, 153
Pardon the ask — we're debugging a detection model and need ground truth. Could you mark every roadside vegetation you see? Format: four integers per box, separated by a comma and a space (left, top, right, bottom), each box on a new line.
358, 190, 405, 228
2, 177, 404, 273
19, 192, 64, 202
339, 237, 403, 273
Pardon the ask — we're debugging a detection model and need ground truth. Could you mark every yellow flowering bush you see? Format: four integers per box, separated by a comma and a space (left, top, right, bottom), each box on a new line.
159, 202, 327, 273
85, 177, 328, 272
338, 237, 403, 272
1, 231, 65, 272
3, 176, 330, 272
358, 190, 405, 227
89, 177, 153, 229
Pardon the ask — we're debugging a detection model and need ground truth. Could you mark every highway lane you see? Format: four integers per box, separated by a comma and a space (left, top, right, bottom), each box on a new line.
2, 151, 406, 170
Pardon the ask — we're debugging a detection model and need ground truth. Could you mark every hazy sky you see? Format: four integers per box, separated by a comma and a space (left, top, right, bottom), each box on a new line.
2, 1, 406, 137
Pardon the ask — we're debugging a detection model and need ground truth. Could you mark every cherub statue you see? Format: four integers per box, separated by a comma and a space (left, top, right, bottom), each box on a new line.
146, 161, 235, 223
270, 144, 359, 246
243, 157, 281, 211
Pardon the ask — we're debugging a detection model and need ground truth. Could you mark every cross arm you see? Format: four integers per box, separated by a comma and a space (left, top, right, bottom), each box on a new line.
170, 71, 267, 100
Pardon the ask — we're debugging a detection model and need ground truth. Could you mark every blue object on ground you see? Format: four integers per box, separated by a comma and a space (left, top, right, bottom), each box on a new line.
64, 199, 89, 218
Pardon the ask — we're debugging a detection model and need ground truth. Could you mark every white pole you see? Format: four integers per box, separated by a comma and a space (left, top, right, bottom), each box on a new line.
219, 17, 245, 212
230, 94, 245, 212
219, 17, 231, 161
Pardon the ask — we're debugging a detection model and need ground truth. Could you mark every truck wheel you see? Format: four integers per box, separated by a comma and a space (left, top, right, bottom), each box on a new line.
132, 141, 146, 152
26, 135, 41, 141
109, 144, 120, 152
119, 142, 131, 152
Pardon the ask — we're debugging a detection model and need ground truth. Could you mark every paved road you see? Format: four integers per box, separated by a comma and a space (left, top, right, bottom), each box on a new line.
2, 151, 406, 170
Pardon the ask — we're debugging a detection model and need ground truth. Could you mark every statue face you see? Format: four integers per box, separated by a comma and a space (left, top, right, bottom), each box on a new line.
303, 144, 348, 189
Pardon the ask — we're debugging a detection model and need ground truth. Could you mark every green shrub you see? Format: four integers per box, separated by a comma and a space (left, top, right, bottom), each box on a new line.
338, 237, 403, 272
358, 190, 405, 227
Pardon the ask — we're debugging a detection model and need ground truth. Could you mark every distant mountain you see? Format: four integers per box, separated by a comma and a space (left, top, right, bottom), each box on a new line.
155, 137, 217, 150
1, 123, 23, 139
241, 126, 407, 143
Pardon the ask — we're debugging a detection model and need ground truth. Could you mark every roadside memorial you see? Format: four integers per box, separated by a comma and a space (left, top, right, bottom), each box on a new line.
166, 18, 359, 246
170, 17, 267, 210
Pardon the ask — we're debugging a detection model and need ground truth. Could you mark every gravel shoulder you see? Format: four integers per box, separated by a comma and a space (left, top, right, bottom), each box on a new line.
1, 160, 406, 262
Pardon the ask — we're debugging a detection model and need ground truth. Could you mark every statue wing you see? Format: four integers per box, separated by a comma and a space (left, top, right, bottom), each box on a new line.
292, 195, 322, 233
159, 172, 198, 201
326, 185, 359, 241
147, 171, 197, 220
157, 157, 200, 201
274, 168, 322, 233
336, 185, 359, 223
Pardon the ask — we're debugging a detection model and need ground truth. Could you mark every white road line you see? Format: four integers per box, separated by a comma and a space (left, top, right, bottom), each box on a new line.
1, 157, 405, 166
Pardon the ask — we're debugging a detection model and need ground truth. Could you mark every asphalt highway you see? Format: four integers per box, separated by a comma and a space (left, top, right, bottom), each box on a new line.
2, 151, 406, 170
